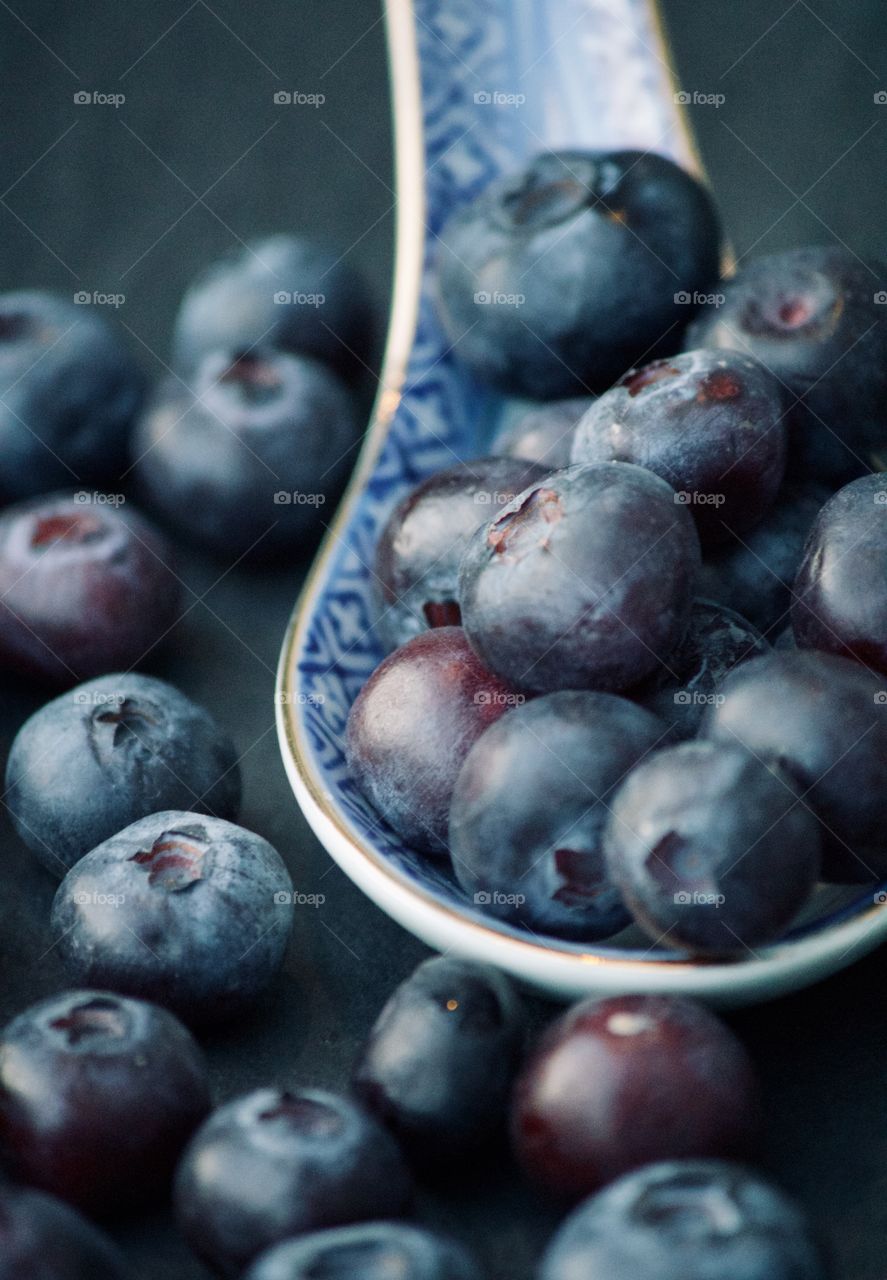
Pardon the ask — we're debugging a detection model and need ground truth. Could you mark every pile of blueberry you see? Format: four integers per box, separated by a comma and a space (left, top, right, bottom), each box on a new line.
0, 959, 830, 1280
0, 235, 386, 1274
0, 144, 863, 1280
348, 147, 887, 959
0, 235, 366, 682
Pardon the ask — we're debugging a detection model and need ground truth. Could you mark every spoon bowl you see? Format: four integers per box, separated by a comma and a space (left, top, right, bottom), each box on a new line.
276, 0, 887, 1006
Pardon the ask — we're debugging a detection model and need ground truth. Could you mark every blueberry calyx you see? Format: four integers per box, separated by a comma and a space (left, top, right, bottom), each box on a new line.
92, 697, 159, 742
488, 487, 562, 556
620, 362, 682, 396
49, 995, 128, 1046
30, 513, 105, 550
216, 353, 285, 408
257, 1092, 347, 1138
634, 1171, 746, 1237
130, 828, 209, 892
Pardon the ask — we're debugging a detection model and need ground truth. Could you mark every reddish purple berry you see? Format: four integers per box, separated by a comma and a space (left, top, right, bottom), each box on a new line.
0, 493, 181, 685
346, 627, 522, 854
0, 990, 210, 1214
511, 994, 760, 1199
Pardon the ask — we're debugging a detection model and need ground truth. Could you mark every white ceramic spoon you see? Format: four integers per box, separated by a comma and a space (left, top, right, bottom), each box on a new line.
276, 0, 887, 1006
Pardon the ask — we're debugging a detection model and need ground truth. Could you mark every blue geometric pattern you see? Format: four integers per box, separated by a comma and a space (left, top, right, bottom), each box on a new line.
290, 0, 877, 956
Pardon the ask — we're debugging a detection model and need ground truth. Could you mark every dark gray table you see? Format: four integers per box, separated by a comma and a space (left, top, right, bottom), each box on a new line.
0, 3, 885, 1277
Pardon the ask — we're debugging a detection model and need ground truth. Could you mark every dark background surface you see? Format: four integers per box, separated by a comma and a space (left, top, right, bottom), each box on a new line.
0, 2, 885, 1277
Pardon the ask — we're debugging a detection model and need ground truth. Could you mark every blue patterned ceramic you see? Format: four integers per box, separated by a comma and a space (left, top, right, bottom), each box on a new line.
276, 0, 887, 1005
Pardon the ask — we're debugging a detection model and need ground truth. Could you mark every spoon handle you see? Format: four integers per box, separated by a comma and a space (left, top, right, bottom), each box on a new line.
379, 0, 701, 473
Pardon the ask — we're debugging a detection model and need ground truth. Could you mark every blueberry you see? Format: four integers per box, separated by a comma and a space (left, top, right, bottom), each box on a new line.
540, 1160, 830, 1280
6, 674, 241, 877
0, 1183, 132, 1280
604, 741, 821, 955
134, 349, 360, 560
172, 235, 372, 379
0, 494, 181, 685
51, 811, 291, 1023
490, 397, 595, 469
458, 463, 701, 694
570, 351, 787, 545
245, 1223, 483, 1280
0, 990, 210, 1215
701, 650, 887, 882
792, 473, 887, 672
449, 691, 666, 939
174, 1088, 413, 1277
436, 150, 721, 397
0, 291, 144, 504
353, 956, 525, 1168
697, 482, 829, 636
346, 626, 522, 854
374, 457, 548, 649
630, 599, 770, 739
512, 995, 760, 1200
687, 246, 887, 484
